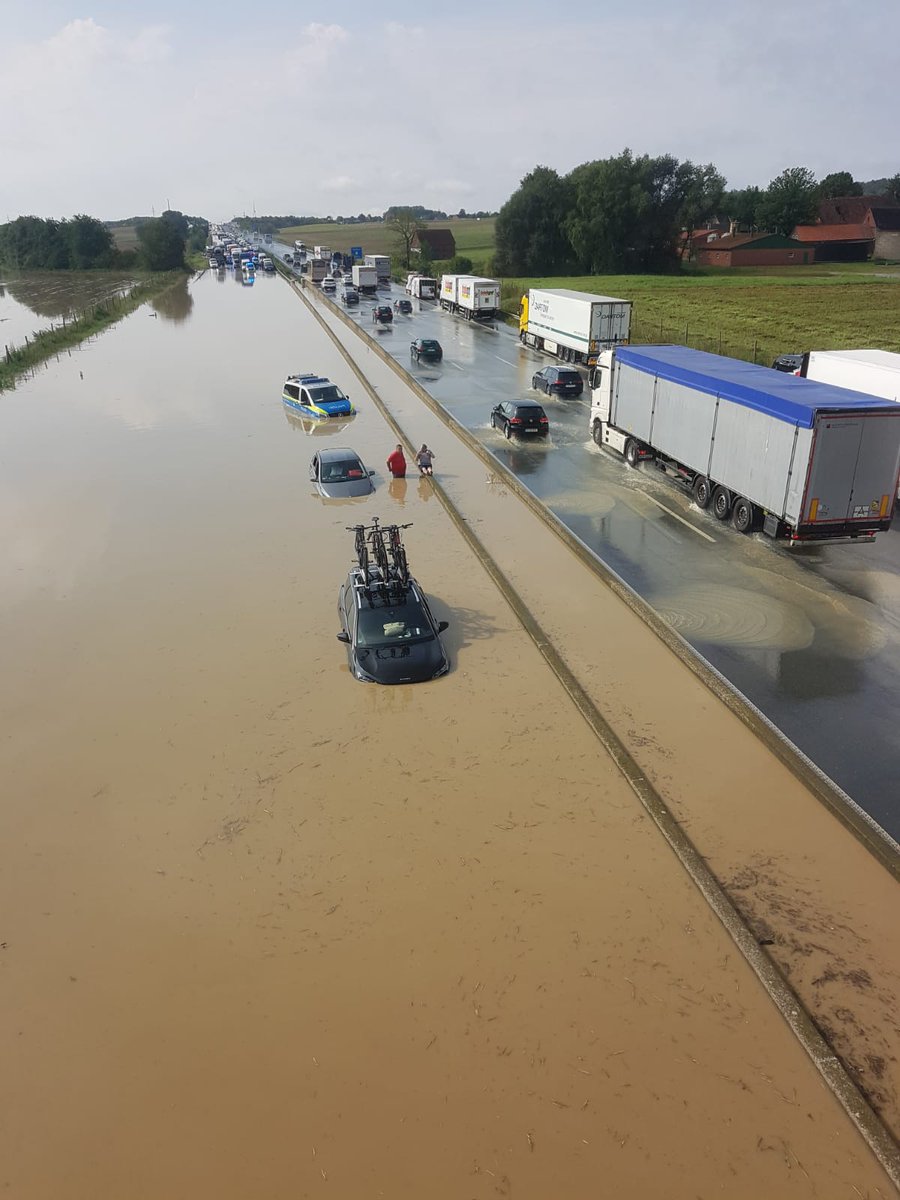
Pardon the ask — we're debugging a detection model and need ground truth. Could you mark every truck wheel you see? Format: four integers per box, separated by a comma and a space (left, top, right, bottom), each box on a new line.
692, 476, 712, 508
625, 438, 641, 468
732, 497, 755, 533
592, 422, 603, 447
712, 486, 732, 521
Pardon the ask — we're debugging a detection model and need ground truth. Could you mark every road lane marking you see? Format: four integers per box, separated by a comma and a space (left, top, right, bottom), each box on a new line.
494, 355, 516, 366
641, 493, 716, 542
448, 361, 464, 371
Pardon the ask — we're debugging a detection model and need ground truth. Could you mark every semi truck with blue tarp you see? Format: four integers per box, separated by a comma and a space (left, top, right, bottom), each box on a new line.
589, 344, 900, 543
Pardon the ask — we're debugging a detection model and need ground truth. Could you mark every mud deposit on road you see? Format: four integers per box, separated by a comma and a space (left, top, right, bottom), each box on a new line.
0, 274, 895, 1198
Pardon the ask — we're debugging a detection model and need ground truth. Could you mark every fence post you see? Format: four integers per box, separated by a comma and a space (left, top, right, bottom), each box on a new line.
718, 329, 722, 354
753, 338, 758, 363
684, 323, 689, 346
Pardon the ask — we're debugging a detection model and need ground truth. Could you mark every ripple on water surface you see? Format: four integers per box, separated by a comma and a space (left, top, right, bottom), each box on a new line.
654, 583, 816, 650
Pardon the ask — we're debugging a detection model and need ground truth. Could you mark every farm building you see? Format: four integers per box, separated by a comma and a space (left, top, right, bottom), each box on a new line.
411, 228, 456, 259
793, 195, 900, 262
695, 233, 813, 268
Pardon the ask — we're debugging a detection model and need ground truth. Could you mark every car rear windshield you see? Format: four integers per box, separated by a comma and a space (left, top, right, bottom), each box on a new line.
308, 386, 344, 404
558, 371, 581, 383
357, 605, 434, 647
421, 340, 439, 350
517, 405, 545, 418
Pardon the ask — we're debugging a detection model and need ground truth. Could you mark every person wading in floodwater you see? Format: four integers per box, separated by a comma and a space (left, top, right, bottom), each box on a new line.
386, 444, 406, 478
415, 444, 435, 476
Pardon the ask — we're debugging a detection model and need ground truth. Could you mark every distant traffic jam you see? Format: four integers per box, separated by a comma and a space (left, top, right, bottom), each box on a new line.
207, 223, 900, 678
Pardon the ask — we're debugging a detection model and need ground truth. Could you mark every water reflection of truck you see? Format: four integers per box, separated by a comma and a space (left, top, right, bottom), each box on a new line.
520, 288, 631, 367
351, 264, 377, 294
439, 274, 501, 321
406, 273, 437, 300
589, 344, 900, 543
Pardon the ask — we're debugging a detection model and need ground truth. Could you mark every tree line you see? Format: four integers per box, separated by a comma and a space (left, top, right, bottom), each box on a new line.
0, 210, 209, 272
494, 152, 900, 276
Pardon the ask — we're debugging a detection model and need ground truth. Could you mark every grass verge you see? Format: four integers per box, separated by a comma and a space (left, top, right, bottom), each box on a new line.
0, 271, 186, 391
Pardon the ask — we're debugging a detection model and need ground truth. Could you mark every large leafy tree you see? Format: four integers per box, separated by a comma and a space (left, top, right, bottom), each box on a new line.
722, 186, 763, 233
68, 214, 114, 268
757, 167, 819, 236
564, 150, 702, 273
678, 162, 726, 253
137, 217, 186, 270
494, 165, 574, 275
818, 171, 863, 199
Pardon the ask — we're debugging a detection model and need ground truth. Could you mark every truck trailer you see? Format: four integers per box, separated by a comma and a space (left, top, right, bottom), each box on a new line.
365, 254, 392, 283
406, 273, 437, 300
351, 264, 378, 294
589, 344, 900, 543
801, 348, 900, 500
308, 259, 328, 285
520, 288, 631, 367
440, 274, 501, 321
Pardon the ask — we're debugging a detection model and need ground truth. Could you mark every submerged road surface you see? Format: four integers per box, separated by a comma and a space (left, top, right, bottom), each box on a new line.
273, 245, 900, 841
0, 269, 897, 1198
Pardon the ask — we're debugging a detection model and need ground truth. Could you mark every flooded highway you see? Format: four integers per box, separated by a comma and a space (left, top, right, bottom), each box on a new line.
1, 268, 898, 1198
290, 247, 900, 841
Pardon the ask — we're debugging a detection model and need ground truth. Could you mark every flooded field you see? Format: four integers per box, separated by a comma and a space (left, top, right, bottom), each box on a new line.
0, 270, 135, 354
0, 271, 896, 1198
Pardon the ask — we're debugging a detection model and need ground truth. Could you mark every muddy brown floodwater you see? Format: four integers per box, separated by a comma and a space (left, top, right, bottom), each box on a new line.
0, 270, 136, 353
0, 271, 896, 1199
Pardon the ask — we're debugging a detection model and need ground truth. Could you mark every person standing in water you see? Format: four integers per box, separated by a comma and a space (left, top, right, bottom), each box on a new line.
416, 444, 435, 476
386, 443, 407, 478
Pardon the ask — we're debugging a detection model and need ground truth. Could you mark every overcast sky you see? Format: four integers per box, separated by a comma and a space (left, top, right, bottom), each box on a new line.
1, 0, 897, 222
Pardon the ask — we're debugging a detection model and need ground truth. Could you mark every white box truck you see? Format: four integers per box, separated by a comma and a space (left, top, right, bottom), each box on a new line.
440, 274, 501, 320
365, 254, 392, 283
589, 344, 900, 544
520, 288, 632, 367
406, 273, 437, 300
351, 264, 378, 294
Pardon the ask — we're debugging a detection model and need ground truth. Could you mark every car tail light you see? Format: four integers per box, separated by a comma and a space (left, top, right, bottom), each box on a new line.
509, 418, 522, 424
540, 416, 548, 423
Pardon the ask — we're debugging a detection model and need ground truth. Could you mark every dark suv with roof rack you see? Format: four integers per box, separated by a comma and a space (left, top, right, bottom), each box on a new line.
337, 570, 449, 684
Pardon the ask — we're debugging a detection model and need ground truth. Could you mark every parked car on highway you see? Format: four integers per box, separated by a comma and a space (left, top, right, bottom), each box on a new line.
373, 305, 393, 325
394, 298, 412, 314
532, 365, 584, 397
490, 399, 549, 438
410, 338, 442, 363
309, 448, 375, 498
772, 353, 804, 373
337, 571, 450, 685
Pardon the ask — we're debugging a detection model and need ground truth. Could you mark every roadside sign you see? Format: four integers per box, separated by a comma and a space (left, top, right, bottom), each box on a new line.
351, 246, 363, 261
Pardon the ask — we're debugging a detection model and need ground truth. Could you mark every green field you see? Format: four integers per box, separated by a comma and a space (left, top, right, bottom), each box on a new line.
502, 267, 900, 364
275, 217, 496, 269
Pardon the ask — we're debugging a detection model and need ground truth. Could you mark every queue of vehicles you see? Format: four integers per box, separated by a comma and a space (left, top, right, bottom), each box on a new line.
268, 231, 900, 556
